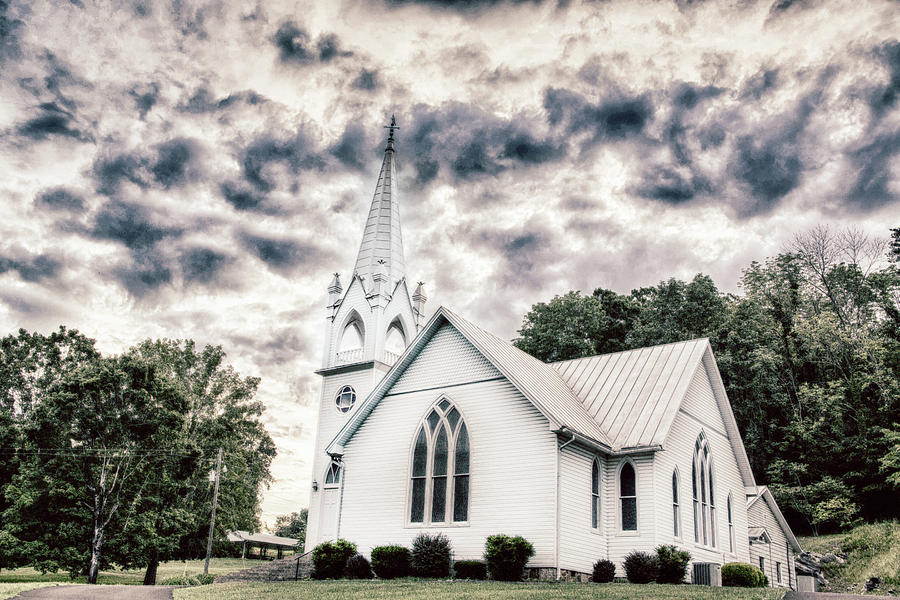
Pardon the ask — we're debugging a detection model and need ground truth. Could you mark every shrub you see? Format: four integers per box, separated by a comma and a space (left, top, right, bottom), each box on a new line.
344, 553, 373, 579
484, 534, 535, 581
312, 539, 357, 579
371, 545, 411, 579
623, 550, 659, 584
592, 559, 616, 583
722, 562, 766, 587
411, 533, 452, 578
454, 559, 487, 580
655, 545, 691, 584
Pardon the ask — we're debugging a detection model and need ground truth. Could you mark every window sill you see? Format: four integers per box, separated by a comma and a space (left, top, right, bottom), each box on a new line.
617, 530, 640, 537
405, 522, 470, 529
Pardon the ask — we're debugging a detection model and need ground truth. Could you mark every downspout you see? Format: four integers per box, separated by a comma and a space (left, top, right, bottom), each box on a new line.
556, 426, 576, 581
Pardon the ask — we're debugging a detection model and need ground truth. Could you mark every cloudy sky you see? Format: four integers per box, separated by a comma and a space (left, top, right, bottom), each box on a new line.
1, 0, 897, 525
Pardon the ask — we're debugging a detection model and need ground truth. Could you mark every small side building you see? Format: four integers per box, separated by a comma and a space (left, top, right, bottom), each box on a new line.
746, 486, 802, 589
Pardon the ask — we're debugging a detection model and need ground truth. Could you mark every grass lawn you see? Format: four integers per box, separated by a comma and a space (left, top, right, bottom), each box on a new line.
175, 580, 787, 600
798, 521, 900, 594
0, 557, 248, 585
0, 582, 63, 600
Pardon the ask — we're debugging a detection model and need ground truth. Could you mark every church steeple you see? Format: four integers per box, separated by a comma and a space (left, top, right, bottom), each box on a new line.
353, 115, 405, 289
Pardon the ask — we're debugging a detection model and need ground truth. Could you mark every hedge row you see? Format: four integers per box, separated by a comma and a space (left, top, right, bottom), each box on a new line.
311, 533, 533, 581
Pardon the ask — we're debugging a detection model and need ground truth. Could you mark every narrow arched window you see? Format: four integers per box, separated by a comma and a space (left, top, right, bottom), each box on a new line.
591, 459, 601, 530
385, 321, 406, 356
324, 461, 342, 487
339, 318, 364, 352
409, 399, 469, 525
672, 470, 680, 538
727, 493, 734, 553
619, 462, 637, 531
693, 433, 716, 547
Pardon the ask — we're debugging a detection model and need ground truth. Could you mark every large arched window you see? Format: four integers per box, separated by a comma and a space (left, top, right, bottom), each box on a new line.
672, 469, 681, 538
338, 312, 365, 353
619, 461, 637, 531
591, 458, 601, 530
410, 398, 469, 525
385, 319, 407, 356
693, 433, 716, 547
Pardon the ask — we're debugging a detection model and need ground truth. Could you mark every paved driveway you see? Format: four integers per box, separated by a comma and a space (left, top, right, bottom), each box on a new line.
16, 585, 176, 600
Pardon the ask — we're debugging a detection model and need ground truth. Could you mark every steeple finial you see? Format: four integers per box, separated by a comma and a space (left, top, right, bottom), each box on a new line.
384, 114, 399, 150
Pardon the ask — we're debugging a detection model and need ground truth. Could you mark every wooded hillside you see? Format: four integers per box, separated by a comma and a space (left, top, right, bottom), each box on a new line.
514, 227, 900, 534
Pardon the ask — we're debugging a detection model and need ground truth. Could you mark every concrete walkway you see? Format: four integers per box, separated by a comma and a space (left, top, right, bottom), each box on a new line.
16, 585, 176, 600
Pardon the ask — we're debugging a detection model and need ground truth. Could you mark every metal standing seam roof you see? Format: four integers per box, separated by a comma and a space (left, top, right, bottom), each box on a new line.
550, 339, 709, 450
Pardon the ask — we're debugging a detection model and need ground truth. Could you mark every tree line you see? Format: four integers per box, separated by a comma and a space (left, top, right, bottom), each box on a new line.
0, 330, 275, 583
514, 227, 900, 534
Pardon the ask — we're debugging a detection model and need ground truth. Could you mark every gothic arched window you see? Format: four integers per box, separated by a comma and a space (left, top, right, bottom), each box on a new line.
324, 460, 342, 487
619, 461, 637, 531
385, 320, 406, 356
591, 458, 601, 530
672, 469, 681, 538
693, 432, 716, 547
409, 398, 469, 525
727, 493, 735, 553
338, 312, 365, 353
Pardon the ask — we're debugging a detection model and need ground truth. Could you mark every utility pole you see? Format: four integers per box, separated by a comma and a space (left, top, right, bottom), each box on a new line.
204, 447, 224, 576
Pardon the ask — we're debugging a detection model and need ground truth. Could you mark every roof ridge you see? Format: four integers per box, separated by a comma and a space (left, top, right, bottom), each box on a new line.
549, 337, 710, 366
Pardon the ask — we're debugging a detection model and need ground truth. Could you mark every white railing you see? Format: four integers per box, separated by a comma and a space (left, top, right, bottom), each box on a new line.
382, 350, 400, 366
335, 348, 365, 364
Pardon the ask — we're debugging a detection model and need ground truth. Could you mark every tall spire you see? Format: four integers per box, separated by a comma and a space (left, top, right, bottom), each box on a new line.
353, 116, 405, 288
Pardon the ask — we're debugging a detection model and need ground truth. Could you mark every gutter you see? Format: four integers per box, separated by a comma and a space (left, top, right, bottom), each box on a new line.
552, 427, 662, 457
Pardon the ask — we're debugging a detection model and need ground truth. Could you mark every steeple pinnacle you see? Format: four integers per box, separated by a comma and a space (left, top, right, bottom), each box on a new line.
353, 117, 406, 289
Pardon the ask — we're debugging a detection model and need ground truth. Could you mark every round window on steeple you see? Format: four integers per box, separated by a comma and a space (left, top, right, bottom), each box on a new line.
335, 385, 357, 413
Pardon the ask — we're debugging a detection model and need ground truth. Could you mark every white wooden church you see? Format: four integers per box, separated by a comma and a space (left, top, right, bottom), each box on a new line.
304, 121, 801, 588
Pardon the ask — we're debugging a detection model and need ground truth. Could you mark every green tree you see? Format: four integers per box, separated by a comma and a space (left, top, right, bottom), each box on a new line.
514, 291, 607, 362
273, 509, 307, 547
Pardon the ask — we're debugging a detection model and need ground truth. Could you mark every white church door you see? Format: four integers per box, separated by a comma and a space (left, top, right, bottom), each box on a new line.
319, 461, 342, 542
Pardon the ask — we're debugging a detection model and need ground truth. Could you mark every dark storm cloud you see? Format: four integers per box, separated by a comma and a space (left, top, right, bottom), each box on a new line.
405, 103, 564, 186
633, 166, 711, 204
542, 87, 653, 145
672, 82, 724, 110
180, 87, 268, 113
329, 122, 370, 170
92, 200, 182, 250
179, 247, 231, 284
34, 187, 85, 212
741, 68, 780, 100
0, 0, 22, 62
130, 82, 159, 119
240, 131, 324, 192
454, 222, 554, 288
767, 0, 813, 18
151, 138, 201, 188
91, 151, 149, 195
112, 250, 173, 298
384, 0, 543, 10
220, 181, 266, 212
240, 232, 329, 274
273, 21, 350, 65
16, 102, 87, 141
352, 69, 379, 90
870, 41, 900, 117
844, 130, 900, 210
0, 249, 62, 283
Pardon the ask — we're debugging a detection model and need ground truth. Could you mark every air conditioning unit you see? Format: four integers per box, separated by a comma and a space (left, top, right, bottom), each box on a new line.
692, 562, 722, 586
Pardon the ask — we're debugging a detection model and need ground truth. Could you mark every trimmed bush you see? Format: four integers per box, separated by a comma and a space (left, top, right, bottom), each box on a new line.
592, 559, 616, 583
623, 550, 659, 584
411, 533, 452, 578
454, 560, 487, 580
484, 534, 535, 581
312, 539, 357, 579
371, 545, 411, 579
722, 562, 766, 587
344, 553, 374, 579
655, 545, 691, 584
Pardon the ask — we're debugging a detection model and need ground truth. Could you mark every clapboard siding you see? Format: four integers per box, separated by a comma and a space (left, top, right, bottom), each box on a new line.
606, 454, 655, 576
749, 497, 793, 588
306, 367, 382, 549
338, 328, 557, 566
654, 363, 751, 569
558, 444, 606, 573
391, 324, 501, 394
